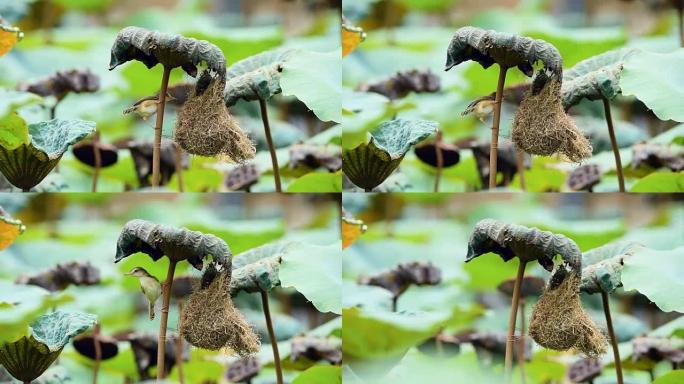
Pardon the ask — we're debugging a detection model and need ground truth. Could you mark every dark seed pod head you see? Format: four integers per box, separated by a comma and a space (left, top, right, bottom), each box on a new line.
121, 138, 188, 188
414, 141, 460, 168
109, 27, 226, 79
466, 140, 527, 189
289, 143, 342, 172
72, 334, 119, 360
567, 164, 601, 191
226, 356, 260, 383
72, 141, 119, 168
497, 276, 545, 298
631, 143, 684, 172
359, 261, 442, 298
632, 336, 684, 364
225, 164, 260, 192
126, 332, 188, 381
567, 358, 602, 383
445, 26, 562, 78
290, 335, 342, 365
359, 69, 441, 100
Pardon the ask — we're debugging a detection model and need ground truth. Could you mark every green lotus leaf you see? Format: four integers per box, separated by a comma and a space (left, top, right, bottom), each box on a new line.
281, 49, 342, 122
280, 242, 342, 315
0, 90, 42, 120
224, 48, 295, 106
622, 245, 684, 313
0, 119, 95, 190
466, 219, 581, 288
580, 241, 641, 294
230, 241, 286, 294
109, 26, 226, 78
30, 310, 97, 353
445, 26, 562, 77
621, 50, 684, 122
0, 311, 95, 382
562, 48, 638, 109
115, 219, 232, 271
342, 119, 437, 190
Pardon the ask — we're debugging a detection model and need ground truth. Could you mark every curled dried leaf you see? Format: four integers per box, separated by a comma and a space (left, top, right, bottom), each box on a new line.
631, 143, 684, 172
342, 209, 367, 250
359, 69, 441, 100
567, 358, 602, 383
109, 27, 226, 78
359, 261, 441, 299
445, 26, 562, 77
115, 219, 232, 271
225, 164, 260, 192
342, 19, 366, 57
632, 336, 684, 364
17, 261, 101, 292
18, 69, 100, 102
467, 219, 581, 287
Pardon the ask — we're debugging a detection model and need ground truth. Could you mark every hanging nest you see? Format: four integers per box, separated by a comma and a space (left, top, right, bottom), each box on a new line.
529, 273, 607, 357
175, 71, 256, 163
512, 74, 592, 163
180, 264, 260, 355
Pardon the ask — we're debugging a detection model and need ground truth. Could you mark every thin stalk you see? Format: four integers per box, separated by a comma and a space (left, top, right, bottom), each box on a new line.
678, 2, 684, 48
505, 260, 526, 384
364, 188, 373, 193
174, 143, 185, 192
602, 97, 624, 192
518, 299, 526, 384
434, 130, 444, 193
391, 296, 398, 312
152, 66, 172, 190
260, 290, 283, 384
515, 149, 526, 191
175, 299, 185, 384
602, 291, 623, 384
92, 131, 101, 193
156, 260, 177, 381
489, 66, 508, 189
22, 188, 30, 193
258, 98, 281, 192
93, 323, 101, 384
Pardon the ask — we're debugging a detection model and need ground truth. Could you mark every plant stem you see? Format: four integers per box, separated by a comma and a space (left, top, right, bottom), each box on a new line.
152, 66, 172, 190
518, 299, 526, 384
156, 260, 177, 381
515, 148, 526, 191
365, 188, 372, 193
489, 66, 508, 189
258, 98, 281, 192
260, 290, 283, 384
174, 143, 185, 193
175, 299, 185, 384
391, 296, 398, 312
602, 97, 624, 192
602, 291, 623, 384
93, 323, 101, 384
505, 260, 526, 384
678, 2, 684, 47
92, 131, 101, 193
434, 130, 443, 193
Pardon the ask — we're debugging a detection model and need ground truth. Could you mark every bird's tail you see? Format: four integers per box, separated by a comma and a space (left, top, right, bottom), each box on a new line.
149, 301, 155, 320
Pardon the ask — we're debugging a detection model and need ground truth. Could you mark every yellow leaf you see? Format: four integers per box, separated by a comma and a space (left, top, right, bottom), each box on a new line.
0, 25, 23, 57
342, 213, 367, 250
342, 23, 366, 58
0, 212, 25, 250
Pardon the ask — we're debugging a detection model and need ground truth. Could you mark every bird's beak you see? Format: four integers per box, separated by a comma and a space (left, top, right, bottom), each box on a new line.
124, 271, 134, 276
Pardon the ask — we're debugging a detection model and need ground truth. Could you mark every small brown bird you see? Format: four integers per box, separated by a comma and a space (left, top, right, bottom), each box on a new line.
462, 94, 496, 122
125, 267, 162, 320
123, 92, 176, 121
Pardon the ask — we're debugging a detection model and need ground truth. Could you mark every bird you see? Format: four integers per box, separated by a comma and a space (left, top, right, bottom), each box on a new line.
125, 267, 162, 320
123, 92, 176, 121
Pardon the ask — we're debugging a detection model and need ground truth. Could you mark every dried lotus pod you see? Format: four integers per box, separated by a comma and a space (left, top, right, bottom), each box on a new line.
359, 69, 441, 100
